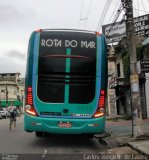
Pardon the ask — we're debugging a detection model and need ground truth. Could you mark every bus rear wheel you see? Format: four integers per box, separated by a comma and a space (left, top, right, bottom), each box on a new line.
35, 132, 44, 137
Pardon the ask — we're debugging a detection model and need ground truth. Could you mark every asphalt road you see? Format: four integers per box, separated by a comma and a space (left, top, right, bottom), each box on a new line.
0, 115, 141, 160
0, 115, 108, 156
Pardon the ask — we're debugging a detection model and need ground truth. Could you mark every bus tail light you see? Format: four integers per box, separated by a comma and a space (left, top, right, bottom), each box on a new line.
27, 87, 33, 105
93, 108, 105, 118
95, 32, 101, 36
25, 87, 37, 116
35, 29, 42, 32
93, 89, 106, 118
25, 105, 37, 116
98, 90, 105, 108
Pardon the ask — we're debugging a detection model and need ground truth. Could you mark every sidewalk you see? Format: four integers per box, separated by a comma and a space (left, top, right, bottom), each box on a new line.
128, 137, 149, 155
106, 118, 149, 155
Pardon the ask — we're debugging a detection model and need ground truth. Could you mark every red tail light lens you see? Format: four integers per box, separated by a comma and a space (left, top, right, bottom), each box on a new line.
98, 90, 105, 107
93, 89, 106, 118
95, 32, 101, 35
25, 87, 37, 116
27, 87, 33, 105
35, 29, 42, 32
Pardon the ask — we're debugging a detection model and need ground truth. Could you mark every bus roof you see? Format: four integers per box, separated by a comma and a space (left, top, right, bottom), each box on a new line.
35, 29, 102, 35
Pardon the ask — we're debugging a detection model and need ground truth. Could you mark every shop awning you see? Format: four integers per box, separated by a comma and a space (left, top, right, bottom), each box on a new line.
0, 100, 23, 107
142, 37, 149, 46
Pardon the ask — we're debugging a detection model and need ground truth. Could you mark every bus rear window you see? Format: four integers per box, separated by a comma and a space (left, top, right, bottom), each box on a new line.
37, 31, 96, 104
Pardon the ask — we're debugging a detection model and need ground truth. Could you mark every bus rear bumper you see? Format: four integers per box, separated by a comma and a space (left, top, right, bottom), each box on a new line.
24, 114, 106, 134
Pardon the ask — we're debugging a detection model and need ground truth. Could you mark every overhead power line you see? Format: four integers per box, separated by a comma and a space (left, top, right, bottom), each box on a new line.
112, 4, 123, 23
78, 0, 85, 28
134, 8, 149, 14
79, 0, 93, 29
136, 0, 140, 16
140, 0, 147, 14
83, 0, 93, 29
96, 0, 113, 31
107, 0, 120, 24
133, 6, 139, 17
133, 0, 148, 17
105, 3, 124, 38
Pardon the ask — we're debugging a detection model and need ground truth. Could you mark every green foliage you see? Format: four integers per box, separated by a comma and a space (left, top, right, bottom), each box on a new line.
122, 53, 130, 83
121, 45, 145, 83
143, 44, 149, 58
121, 51, 128, 58
136, 45, 145, 59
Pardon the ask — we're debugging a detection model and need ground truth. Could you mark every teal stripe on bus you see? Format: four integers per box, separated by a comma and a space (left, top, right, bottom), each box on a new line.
32, 32, 40, 115
26, 32, 36, 87
65, 48, 71, 104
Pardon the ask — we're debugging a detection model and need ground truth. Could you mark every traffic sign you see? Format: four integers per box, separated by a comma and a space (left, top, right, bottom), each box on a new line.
140, 59, 149, 72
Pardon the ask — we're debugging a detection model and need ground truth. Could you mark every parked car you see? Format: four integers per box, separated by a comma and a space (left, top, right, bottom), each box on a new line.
0, 108, 8, 118
0, 112, 2, 119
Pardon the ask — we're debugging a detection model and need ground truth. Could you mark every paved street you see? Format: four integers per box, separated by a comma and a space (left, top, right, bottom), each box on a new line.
0, 116, 107, 154
0, 115, 145, 160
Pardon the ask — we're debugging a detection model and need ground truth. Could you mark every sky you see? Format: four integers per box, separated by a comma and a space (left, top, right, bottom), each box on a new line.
0, 0, 149, 77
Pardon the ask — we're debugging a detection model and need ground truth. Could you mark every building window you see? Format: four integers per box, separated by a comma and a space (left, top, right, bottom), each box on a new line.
117, 63, 121, 77
14, 90, 17, 95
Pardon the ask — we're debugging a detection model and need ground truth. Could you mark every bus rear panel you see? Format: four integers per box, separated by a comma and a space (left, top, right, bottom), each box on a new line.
24, 29, 107, 136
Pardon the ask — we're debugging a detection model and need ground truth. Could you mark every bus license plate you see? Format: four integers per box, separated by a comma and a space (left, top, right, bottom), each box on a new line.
58, 122, 72, 128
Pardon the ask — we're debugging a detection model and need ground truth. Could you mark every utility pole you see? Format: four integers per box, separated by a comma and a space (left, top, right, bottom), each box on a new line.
122, 0, 143, 137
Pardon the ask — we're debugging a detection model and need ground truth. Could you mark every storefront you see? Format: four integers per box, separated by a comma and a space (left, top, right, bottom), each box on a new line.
0, 100, 23, 107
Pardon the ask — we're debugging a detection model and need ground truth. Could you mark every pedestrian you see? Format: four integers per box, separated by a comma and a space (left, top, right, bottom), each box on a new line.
8, 101, 18, 130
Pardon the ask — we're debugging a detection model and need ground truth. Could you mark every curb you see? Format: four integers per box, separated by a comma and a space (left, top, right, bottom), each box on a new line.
127, 141, 149, 156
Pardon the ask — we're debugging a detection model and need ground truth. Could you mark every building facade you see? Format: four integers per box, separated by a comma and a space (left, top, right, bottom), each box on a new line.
108, 36, 149, 118
0, 73, 24, 109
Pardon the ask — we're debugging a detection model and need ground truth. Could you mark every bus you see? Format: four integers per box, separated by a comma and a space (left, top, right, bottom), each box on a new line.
24, 29, 107, 137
